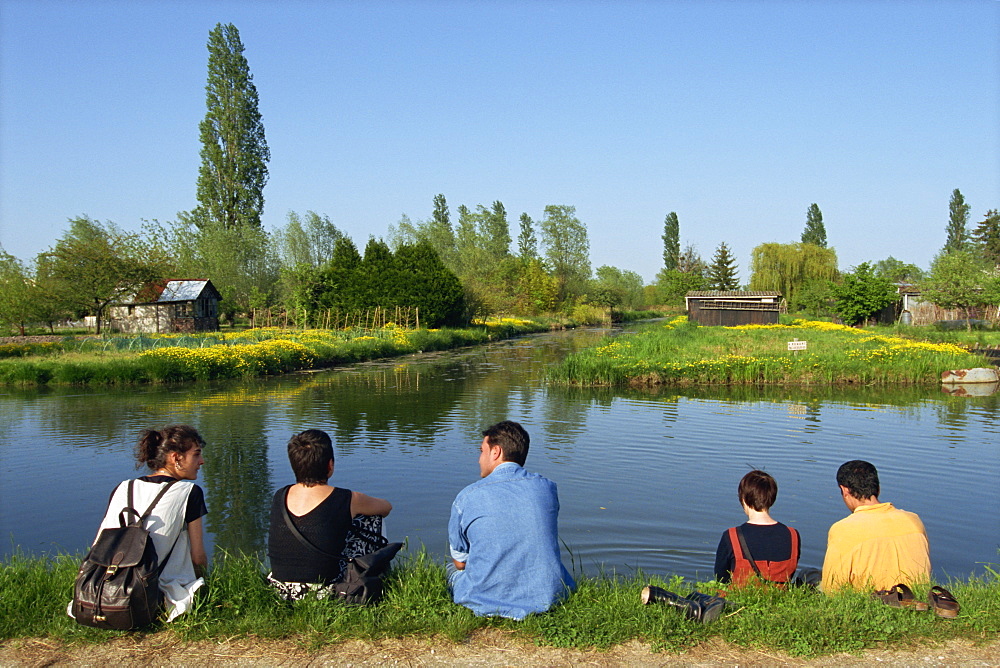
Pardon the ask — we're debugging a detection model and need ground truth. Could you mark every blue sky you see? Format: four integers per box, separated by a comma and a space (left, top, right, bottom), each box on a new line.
1, 0, 997, 283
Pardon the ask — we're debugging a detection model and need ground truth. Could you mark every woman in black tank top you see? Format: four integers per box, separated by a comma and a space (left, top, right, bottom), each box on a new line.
267, 429, 392, 596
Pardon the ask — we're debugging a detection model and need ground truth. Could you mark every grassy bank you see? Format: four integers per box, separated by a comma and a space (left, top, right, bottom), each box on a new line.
548, 316, 988, 387
2, 550, 998, 657
871, 323, 1000, 349
0, 318, 549, 386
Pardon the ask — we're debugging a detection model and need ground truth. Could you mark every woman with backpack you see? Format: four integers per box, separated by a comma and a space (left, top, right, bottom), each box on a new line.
71, 425, 209, 626
713, 469, 800, 586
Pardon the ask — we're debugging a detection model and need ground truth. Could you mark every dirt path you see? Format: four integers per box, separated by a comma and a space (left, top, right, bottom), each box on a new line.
3, 630, 999, 667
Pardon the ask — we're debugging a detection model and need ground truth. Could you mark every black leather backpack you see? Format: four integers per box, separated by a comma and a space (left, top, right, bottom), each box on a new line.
72, 479, 179, 629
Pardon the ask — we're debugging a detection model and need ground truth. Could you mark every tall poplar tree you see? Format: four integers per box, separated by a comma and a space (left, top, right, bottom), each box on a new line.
801, 203, 827, 247
517, 213, 537, 261
662, 211, 680, 271
480, 201, 511, 261
426, 194, 457, 265
944, 188, 971, 254
196, 23, 269, 230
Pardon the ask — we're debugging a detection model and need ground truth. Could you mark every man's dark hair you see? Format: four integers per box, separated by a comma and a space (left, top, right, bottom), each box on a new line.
482, 420, 530, 467
836, 460, 880, 500
287, 429, 334, 486
738, 470, 777, 512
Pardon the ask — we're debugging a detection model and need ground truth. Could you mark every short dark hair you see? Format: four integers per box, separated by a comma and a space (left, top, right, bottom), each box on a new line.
287, 429, 333, 486
482, 420, 529, 466
738, 470, 777, 512
836, 460, 880, 500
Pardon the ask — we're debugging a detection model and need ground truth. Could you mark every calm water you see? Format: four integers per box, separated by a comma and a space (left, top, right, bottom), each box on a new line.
1, 325, 997, 582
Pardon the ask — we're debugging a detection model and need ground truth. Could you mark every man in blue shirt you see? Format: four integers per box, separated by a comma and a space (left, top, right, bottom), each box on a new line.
447, 420, 576, 620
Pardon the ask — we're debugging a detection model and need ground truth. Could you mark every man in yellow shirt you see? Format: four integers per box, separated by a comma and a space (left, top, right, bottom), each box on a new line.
821, 460, 930, 592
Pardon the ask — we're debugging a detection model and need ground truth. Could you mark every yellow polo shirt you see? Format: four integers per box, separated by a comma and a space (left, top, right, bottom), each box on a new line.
821, 502, 930, 593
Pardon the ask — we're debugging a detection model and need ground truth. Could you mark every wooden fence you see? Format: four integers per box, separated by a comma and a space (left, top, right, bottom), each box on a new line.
249, 306, 420, 331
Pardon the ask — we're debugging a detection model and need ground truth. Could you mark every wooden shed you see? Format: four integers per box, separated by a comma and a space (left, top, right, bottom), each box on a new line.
685, 291, 783, 326
109, 280, 222, 334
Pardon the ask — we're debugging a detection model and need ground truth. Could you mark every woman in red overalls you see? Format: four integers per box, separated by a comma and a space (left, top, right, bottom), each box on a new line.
713, 470, 799, 586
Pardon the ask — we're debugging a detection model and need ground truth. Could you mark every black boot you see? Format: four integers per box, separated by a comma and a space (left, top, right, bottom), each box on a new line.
683, 590, 733, 623
640, 585, 701, 619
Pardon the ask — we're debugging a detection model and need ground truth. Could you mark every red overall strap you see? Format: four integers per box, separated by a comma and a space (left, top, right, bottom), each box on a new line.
727, 527, 755, 584
728, 525, 799, 585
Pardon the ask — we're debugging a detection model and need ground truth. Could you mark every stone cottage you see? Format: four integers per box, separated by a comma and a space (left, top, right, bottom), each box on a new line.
108, 279, 222, 333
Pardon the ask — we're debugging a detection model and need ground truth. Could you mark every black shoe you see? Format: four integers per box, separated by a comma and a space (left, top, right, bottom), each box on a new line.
641, 585, 682, 605
683, 590, 733, 623
640, 585, 701, 619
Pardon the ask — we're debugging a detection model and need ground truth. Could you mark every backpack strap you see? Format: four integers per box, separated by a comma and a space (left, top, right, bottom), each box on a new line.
734, 525, 765, 579
280, 486, 340, 559
122, 478, 184, 575
120, 478, 179, 527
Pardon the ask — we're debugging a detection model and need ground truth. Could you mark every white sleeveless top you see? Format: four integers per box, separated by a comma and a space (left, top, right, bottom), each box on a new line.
96, 478, 204, 621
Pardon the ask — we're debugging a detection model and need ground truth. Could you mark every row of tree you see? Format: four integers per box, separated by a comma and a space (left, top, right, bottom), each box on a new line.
3, 20, 997, 334
655, 202, 827, 305
657, 190, 998, 326
389, 200, 639, 315
0, 22, 629, 332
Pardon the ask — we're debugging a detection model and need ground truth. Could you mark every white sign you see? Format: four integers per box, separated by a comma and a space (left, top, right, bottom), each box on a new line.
787, 340, 807, 351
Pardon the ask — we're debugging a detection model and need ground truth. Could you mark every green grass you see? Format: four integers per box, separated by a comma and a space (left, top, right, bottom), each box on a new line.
3, 549, 999, 657
0, 319, 550, 386
548, 316, 989, 386
872, 323, 1000, 349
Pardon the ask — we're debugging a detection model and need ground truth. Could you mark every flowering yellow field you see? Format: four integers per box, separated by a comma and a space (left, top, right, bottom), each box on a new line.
549, 317, 985, 386
0, 320, 549, 385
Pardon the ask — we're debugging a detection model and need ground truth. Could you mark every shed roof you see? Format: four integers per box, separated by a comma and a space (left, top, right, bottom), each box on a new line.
685, 290, 782, 298
127, 279, 222, 305
156, 280, 220, 302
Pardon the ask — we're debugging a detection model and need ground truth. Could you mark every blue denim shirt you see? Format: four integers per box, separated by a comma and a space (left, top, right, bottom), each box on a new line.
448, 462, 576, 619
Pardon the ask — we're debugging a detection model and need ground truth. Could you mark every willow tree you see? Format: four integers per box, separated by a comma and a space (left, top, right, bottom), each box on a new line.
196, 23, 269, 230
749, 242, 838, 308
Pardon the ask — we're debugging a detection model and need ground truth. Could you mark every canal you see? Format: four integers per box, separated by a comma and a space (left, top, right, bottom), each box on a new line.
1, 325, 996, 582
